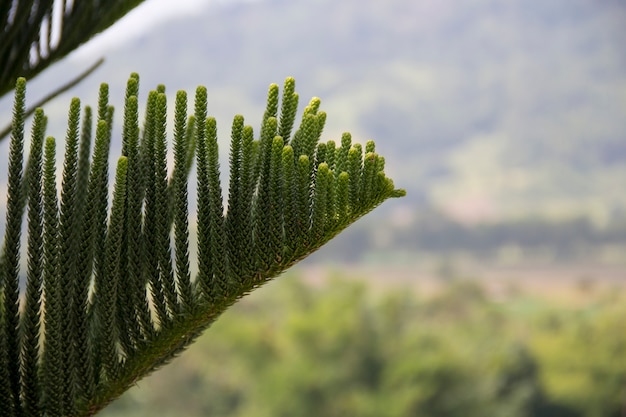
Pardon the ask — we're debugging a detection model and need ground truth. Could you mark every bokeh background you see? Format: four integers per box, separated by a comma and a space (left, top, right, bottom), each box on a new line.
1, 0, 625, 415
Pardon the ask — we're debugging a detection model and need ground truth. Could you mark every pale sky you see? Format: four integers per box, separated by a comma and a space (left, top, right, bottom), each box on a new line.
72, 0, 218, 59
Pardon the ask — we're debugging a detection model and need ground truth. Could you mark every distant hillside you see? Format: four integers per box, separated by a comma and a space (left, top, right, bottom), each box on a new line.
2, 0, 624, 223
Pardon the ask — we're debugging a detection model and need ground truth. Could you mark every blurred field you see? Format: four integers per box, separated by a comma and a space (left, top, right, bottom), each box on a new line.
101, 262, 626, 417
299, 262, 626, 307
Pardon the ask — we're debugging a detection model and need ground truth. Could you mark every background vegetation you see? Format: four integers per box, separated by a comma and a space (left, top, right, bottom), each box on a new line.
100, 275, 626, 417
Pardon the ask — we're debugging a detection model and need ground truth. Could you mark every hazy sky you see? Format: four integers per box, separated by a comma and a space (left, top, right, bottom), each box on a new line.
73, 0, 216, 59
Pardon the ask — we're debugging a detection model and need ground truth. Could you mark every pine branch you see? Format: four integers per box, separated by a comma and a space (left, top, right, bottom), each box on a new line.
281, 145, 298, 262
236, 125, 257, 281
142, 91, 169, 329
73, 105, 95, 404
153, 93, 178, 322
311, 162, 330, 242
0, 0, 145, 98
194, 86, 212, 302
2, 77, 27, 415
0, 253, 14, 416
225, 115, 245, 282
0, 58, 105, 143
123, 86, 154, 342
96, 157, 129, 381
205, 117, 227, 299
254, 116, 279, 271
172, 91, 194, 316
57, 97, 83, 414
0, 75, 405, 417
20, 108, 46, 417
268, 136, 286, 265
326, 139, 336, 171
278, 77, 299, 143
87, 119, 113, 387
41, 136, 63, 417
295, 154, 312, 248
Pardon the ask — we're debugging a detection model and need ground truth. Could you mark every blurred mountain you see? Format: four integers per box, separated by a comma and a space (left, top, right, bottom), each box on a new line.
2, 0, 625, 225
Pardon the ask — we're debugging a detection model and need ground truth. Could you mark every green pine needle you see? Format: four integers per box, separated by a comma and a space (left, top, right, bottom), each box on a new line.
0, 75, 405, 417
3, 77, 27, 415
21, 108, 45, 417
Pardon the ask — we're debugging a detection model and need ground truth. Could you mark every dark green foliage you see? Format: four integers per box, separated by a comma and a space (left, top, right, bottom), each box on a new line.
278, 77, 299, 143
311, 163, 331, 242
0, 1, 148, 98
226, 115, 245, 282
281, 145, 298, 260
236, 125, 257, 280
41, 136, 63, 416
2, 77, 26, 414
121, 79, 153, 345
335, 171, 350, 222
194, 86, 212, 302
98, 158, 130, 381
172, 91, 194, 316
205, 117, 227, 299
296, 155, 312, 248
74, 105, 95, 405
0, 75, 404, 416
153, 93, 178, 322
57, 97, 83, 414
20, 108, 46, 417
268, 136, 285, 265
116, 86, 141, 354
347, 143, 363, 212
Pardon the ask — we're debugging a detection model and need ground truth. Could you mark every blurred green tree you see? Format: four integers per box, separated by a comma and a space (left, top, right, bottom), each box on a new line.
103, 278, 626, 417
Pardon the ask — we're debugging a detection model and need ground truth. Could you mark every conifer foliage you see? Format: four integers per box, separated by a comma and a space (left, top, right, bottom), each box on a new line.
0, 74, 405, 416
0, 0, 146, 98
